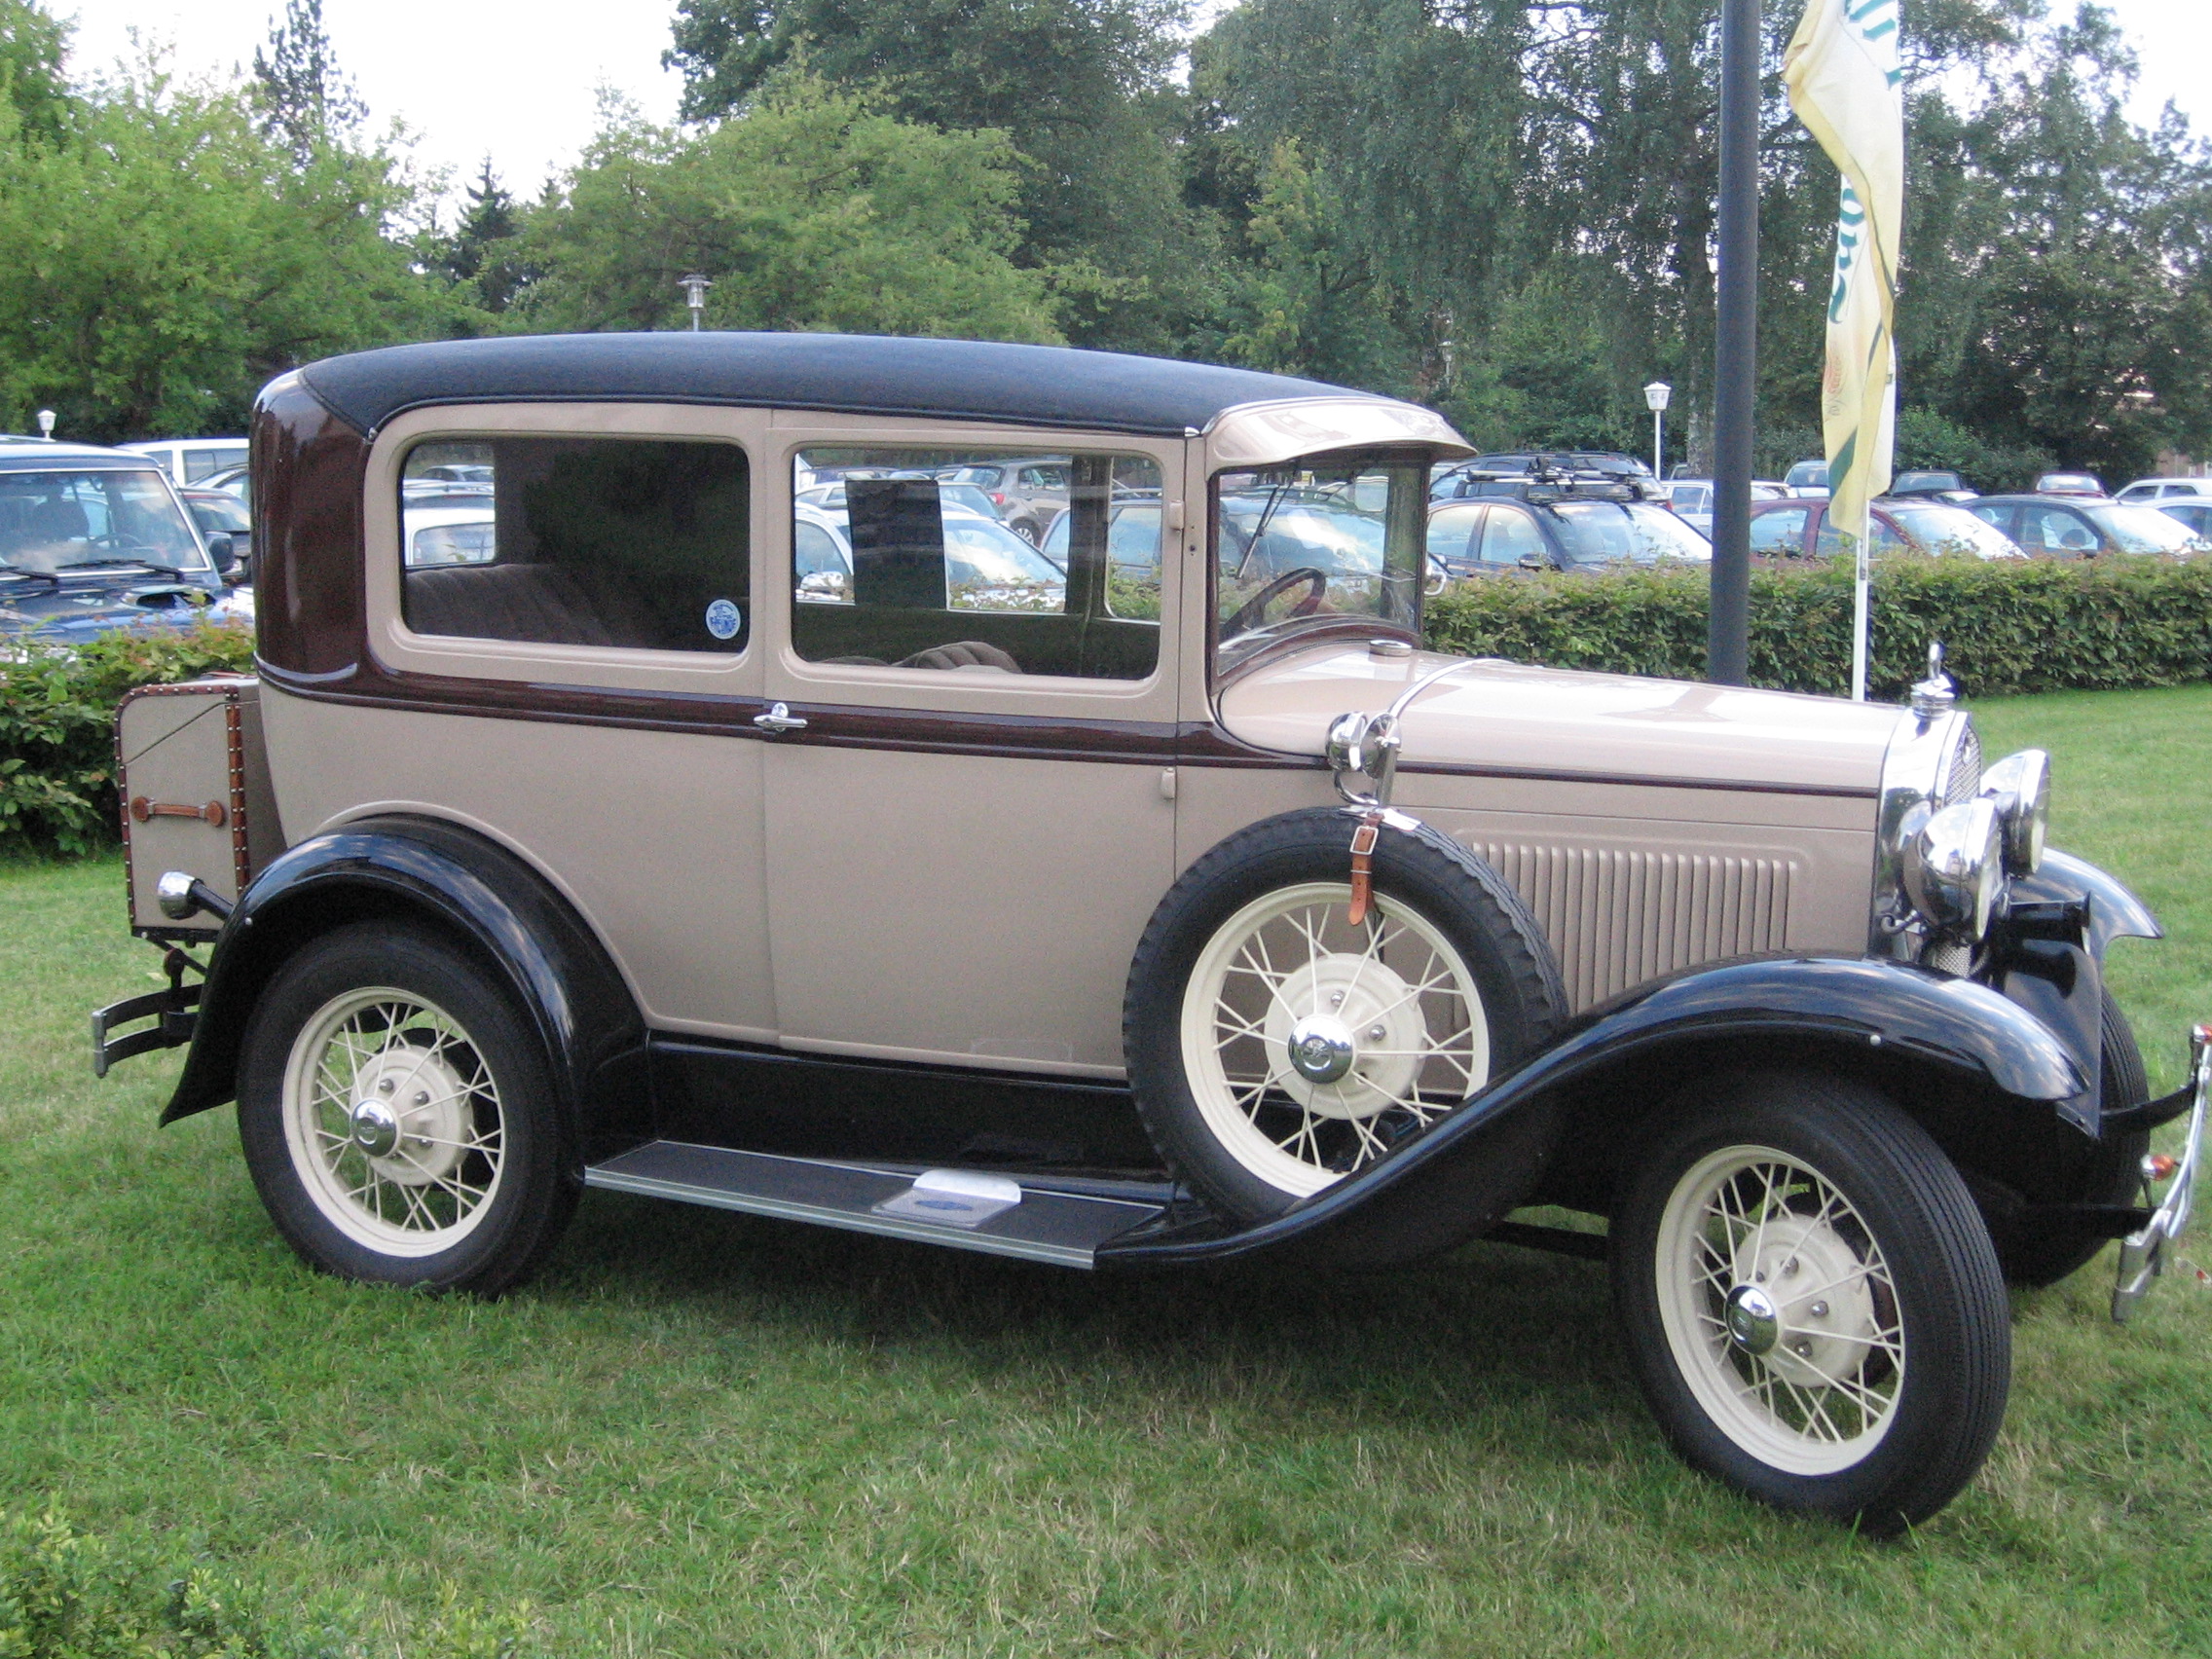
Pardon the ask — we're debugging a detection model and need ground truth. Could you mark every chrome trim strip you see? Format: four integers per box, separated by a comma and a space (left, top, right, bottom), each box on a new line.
2113, 1025, 2208, 1321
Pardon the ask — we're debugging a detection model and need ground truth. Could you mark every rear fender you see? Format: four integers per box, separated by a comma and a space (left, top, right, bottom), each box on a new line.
164, 815, 650, 1159
1098, 955, 2085, 1270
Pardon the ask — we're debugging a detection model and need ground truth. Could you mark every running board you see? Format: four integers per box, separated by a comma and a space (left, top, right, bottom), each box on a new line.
582, 1141, 1169, 1268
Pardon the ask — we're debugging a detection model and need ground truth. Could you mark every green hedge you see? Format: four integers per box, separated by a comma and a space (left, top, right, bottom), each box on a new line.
1423, 556, 2212, 699
0, 624, 255, 858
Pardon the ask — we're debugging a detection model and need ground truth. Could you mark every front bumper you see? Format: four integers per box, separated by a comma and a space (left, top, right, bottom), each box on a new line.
2114, 1023, 2209, 1320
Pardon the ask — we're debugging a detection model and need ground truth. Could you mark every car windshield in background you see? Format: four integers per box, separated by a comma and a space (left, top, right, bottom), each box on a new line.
2083, 503, 2202, 554
0, 468, 208, 576
1548, 500, 1711, 565
1891, 471, 1967, 494
1886, 504, 2020, 559
1785, 461, 1828, 491
1215, 459, 1425, 669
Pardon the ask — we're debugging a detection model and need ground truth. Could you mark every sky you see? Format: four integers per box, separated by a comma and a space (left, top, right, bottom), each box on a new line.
62, 0, 2212, 212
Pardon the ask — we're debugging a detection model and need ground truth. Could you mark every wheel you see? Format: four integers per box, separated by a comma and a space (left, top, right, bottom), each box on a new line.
1611, 1071, 2010, 1533
237, 920, 577, 1295
1124, 809, 1567, 1222
1999, 986, 2151, 1286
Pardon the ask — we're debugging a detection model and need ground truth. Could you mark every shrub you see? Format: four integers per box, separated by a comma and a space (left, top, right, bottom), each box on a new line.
0, 1505, 530, 1658
0, 624, 255, 858
1422, 556, 2212, 699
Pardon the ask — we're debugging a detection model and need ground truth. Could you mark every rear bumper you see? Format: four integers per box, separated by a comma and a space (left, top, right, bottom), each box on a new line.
2114, 1024, 2209, 1320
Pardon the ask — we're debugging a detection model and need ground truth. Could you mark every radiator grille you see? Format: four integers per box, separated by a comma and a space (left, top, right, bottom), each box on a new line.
1463, 842, 1797, 1011
1941, 724, 1983, 806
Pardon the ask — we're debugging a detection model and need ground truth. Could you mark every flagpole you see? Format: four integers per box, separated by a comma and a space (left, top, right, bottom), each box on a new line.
1850, 542, 1870, 699
1708, 0, 1760, 687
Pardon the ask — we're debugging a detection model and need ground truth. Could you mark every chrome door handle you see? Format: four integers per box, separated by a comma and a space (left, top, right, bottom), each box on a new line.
753, 701, 808, 734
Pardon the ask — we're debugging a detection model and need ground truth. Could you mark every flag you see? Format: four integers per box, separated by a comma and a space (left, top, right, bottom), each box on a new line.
1786, 0, 1903, 558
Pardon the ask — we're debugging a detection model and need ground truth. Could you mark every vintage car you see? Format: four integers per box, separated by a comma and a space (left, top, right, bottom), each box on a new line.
91, 333, 2204, 1535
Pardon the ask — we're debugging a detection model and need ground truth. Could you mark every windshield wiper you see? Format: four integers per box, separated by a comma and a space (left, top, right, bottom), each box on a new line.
0, 568, 60, 590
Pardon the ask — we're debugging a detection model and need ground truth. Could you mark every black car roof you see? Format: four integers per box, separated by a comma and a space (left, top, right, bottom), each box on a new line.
294, 333, 1363, 440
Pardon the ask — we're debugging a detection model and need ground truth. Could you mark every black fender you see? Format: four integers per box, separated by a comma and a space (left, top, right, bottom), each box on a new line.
2026, 847, 2162, 956
163, 814, 651, 1161
1097, 954, 2086, 1271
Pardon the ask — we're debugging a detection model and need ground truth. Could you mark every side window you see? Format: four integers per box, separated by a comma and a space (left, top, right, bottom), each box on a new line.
791, 447, 1161, 680
1814, 513, 1847, 558
2033, 507, 2097, 556
1968, 502, 2015, 539
1871, 517, 1908, 557
1750, 508, 1808, 554
399, 436, 751, 652
1426, 503, 1482, 562
1479, 506, 1546, 565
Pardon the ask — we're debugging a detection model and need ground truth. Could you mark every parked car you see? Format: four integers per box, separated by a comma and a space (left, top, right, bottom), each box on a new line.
118, 436, 251, 486
1660, 477, 1789, 535
940, 457, 1070, 543
0, 438, 247, 644
2032, 471, 2105, 497
1749, 497, 2027, 561
2115, 477, 2212, 505
1427, 493, 1711, 577
196, 463, 252, 507
1783, 459, 1830, 496
91, 332, 2203, 1537
2156, 500, 2212, 540
793, 496, 1074, 613
1965, 495, 2206, 558
1886, 469, 1976, 501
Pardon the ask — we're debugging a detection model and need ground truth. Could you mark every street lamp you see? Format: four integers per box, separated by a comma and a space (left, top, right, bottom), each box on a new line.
35, 409, 55, 440
1642, 381, 1671, 479
677, 274, 713, 332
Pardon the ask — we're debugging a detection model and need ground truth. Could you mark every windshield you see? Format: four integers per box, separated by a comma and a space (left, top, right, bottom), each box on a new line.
1548, 500, 1711, 565
1886, 504, 2021, 559
1786, 461, 1828, 490
0, 468, 209, 576
1214, 459, 1424, 670
2083, 503, 2203, 553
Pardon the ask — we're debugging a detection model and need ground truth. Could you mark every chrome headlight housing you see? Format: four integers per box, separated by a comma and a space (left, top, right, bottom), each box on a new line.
1872, 703, 1990, 958
1977, 748, 2050, 875
1901, 797, 2007, 941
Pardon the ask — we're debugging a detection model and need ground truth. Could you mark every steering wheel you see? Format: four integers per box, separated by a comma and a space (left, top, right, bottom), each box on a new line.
1223, 566, 1329, 637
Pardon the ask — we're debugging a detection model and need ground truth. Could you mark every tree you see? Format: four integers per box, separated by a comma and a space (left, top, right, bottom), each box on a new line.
663, 0, 1211, 350
252, 0, 366, 163
0, 0, 68, 144
519, 76, 1059, 343
436, 159, 532, 314
0, 63, 459, 441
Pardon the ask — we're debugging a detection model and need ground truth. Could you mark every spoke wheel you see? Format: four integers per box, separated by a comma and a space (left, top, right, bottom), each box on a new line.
281, 987, 506, 1257
1181, 881, 1487, 1198
1653, 1145, 1904, 1474
239, 920, 576, 1295
1124, 808, 1566, 1224
1612, 1071, 2010, 1532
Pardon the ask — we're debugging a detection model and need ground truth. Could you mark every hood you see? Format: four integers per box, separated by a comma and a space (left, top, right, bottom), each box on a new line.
1217, 642, 1901, 797
0, 572, 239, 645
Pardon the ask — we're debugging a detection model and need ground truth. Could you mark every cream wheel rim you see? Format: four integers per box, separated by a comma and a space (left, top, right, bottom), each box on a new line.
1180, 881, 1488, 1197
280, 986, 506, 1256
1653, 1144, 1906, 1474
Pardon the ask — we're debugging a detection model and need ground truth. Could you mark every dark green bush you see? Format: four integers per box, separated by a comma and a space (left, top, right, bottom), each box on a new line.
1422, 557, 2212, 699
0, 624, 255, 858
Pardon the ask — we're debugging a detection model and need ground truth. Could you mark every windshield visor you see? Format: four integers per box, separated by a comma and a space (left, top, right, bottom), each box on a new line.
0, 468, 209, 576
1214, 457, 1424, 671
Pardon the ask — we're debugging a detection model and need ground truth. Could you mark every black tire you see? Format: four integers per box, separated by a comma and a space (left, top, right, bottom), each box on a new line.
1611, 1070, 2010, 1534
1999, 986, 2151, 1287
238, 920, 577, 1296
1124, 808, 1567, 1222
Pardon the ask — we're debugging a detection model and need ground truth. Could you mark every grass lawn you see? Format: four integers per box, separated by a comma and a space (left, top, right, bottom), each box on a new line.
2, 685, 2208, 1656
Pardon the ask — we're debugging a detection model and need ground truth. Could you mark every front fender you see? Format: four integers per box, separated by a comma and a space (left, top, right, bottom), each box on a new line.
163, 815, 650, 1157
1098, 954, 2086, 1270
2025, 848, 2162, 956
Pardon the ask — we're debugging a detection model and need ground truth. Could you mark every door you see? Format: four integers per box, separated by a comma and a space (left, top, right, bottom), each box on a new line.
757, 426, 1185, 1079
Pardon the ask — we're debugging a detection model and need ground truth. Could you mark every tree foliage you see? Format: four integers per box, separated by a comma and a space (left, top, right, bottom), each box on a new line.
519, 77, 1059, 342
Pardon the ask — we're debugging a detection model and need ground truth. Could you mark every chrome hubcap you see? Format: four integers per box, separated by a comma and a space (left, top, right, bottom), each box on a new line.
1723, 1283, 1780, 1355
1286, 1016, 1356, 1084
349, 1096, 400, 1158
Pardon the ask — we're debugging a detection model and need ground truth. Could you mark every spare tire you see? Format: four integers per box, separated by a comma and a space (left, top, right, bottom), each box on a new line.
1124, 808, 1568, 1222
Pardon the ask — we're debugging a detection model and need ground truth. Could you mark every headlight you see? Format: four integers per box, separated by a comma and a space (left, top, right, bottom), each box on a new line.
1977, 749, 2050, 875
1901, 797, 2006, 942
